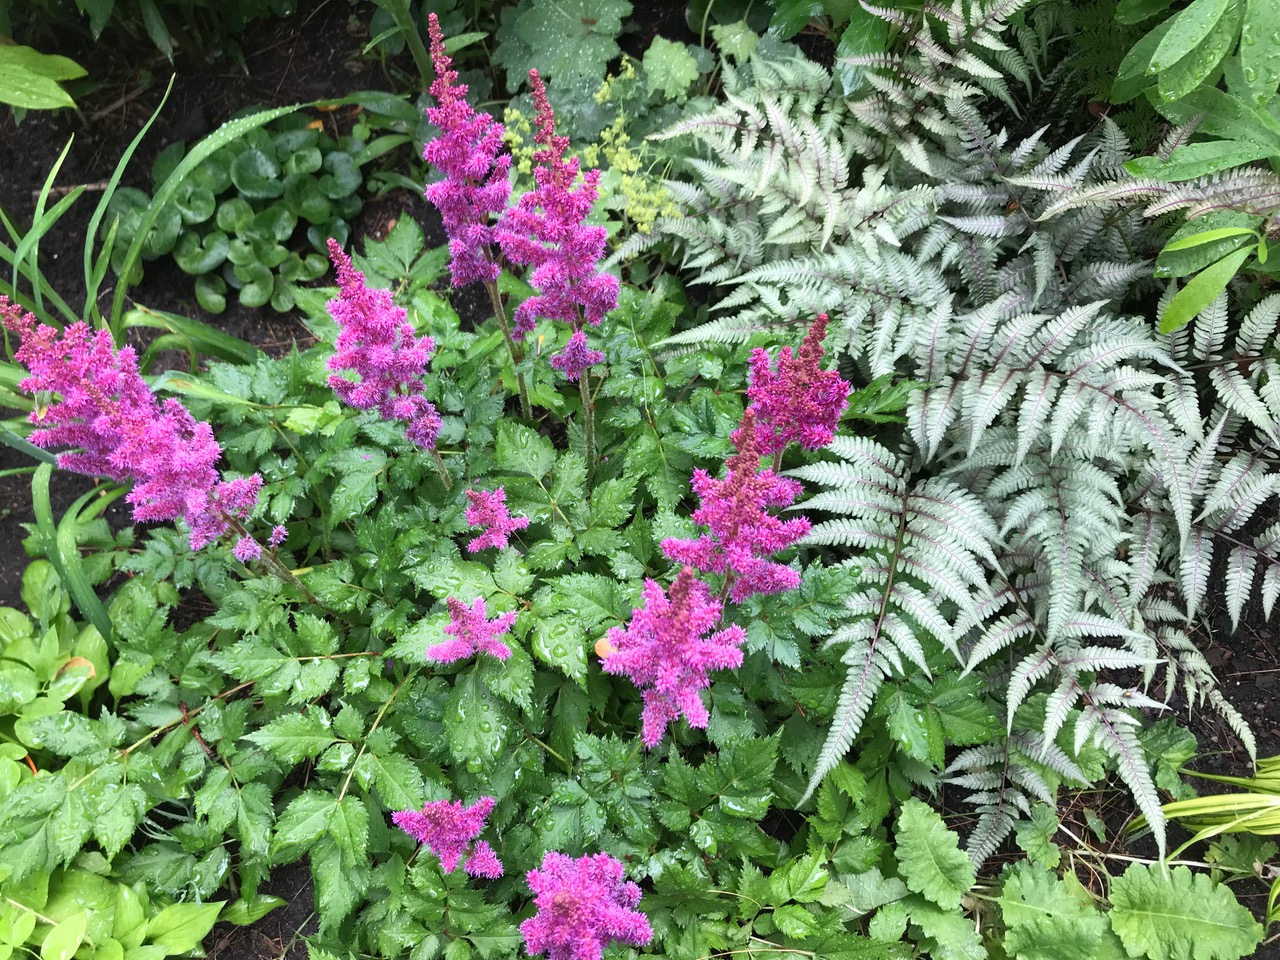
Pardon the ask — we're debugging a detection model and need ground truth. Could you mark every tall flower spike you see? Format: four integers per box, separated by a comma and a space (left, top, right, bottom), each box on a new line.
1, 297, 260, 551
325, 240, 442, 449
662, 409, 811, 603
392, 796, 503, 878
464, 486, 530, 551
495, 69, 617, 376
423, 13, 512, 288
521, 852, 652, 960
747, 313, 851, 456
600, 566, 746, 748
426, 596, 516, 664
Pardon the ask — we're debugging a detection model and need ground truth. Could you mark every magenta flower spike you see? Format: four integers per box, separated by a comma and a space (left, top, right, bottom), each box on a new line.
661, 409, 811, 603
463, 486, 530, 552
495, 69, 617, 376
392, 796, 503, 878
521, 852, 652, 960
747, 313, 851, 455
325, 240, 442, 449
1, 297, 260, 551
423, 13, 512, 288
600, 566, 746, 747
426, 596, 517, 664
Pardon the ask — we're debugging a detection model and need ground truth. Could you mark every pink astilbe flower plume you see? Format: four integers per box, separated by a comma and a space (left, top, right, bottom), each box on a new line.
326, 241, 442, 449
464, 486, 529, 551
426, 596, 516, 663
662, 409, 811, 603
521, 852, 652, 960
423, 13, 512, 288
495, 70, 617, 377
600, 566, 746, 748
392, 796, 503, 878
1, 297, 260, 551
747, 312, 851, 456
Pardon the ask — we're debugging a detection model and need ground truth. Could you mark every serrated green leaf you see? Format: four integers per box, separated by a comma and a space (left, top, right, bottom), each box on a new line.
496, 422, 556, 479
895, 799, 975, 909
1108, 864, 1262, 960
1014, 803, 1062, 869
643, 37, 700, 100
444, 667, 510, 770
243, 706, 336, 764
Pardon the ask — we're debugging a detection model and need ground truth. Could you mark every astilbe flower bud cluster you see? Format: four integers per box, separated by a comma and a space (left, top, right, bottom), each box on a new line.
1, 297, 260, 551
392, 796, 503, 878
325, 240, 442, 449
423, 12, 512, 288
747, 312, 851, 455
600, 566, 746, 748
492, 70, 615, 379
521, 851, 652, 960
426, 596, 516, 664
463, 486, 529, 552
662, 409, 812, 603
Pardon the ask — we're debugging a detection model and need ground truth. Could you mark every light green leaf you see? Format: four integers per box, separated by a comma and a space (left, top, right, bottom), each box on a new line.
1241, 0, 1280, 104
330, 448, 387, 523
1108, 864, 1262, 960
643, 37, 700, 101
1014, 804, 1062, 869
710, 21, 758, 61
1150, 0, 1233, 72
444, 667, 510, 770
895, 799, 975, 910
39, 913, 85, 960
0, 64, 76, 110
145, 902, 223, 954
1125, 141, 1275, 181
1159, 247, 1254, 333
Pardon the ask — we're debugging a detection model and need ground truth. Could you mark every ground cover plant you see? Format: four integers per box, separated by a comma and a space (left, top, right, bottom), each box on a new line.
2, 2, 1280, 960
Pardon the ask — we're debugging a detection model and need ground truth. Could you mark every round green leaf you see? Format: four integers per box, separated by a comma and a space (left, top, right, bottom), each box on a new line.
300, 252, 328, 281
226, 236, 256, 266
174, 181, 216, 224
309, 219, 349, 252
230, 148, 283, 199
142, 204, 181, 259
216, 197, 254, 234
283, 145, 323, 176
334, 192, 362, 220
283, 173, 332, 224
234, 262, 274, 308
173, 229, 229, 274
192, 155, 231, 194
242, 205, 296, 243
319, 151, 361, 199
274, 126, 318, 154
40, 913, 86, 960
151, 140, 185, 187
195, 274, 227, 314
271, 282, 296, 312
253, 240, 289, 270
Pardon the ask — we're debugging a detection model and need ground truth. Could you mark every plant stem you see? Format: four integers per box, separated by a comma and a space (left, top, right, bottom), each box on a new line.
483, 277, 532, 418
579, 368, 596, 488
430, 448, 454, 489
382, 0, 434, 91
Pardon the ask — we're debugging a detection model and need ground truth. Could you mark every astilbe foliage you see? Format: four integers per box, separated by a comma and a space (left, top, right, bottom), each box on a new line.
748, 313, 851, 456
600, 566, 746, 747
662, 409, 812, 602
426, 596, 516, 664
1, 297, 260, 551
422, 12, 512, 288
463, 486, 529, 551
521, 851, 652, 960
325, 240, 442, 449
391, 796, 503, 877
494, 69, 616, 376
